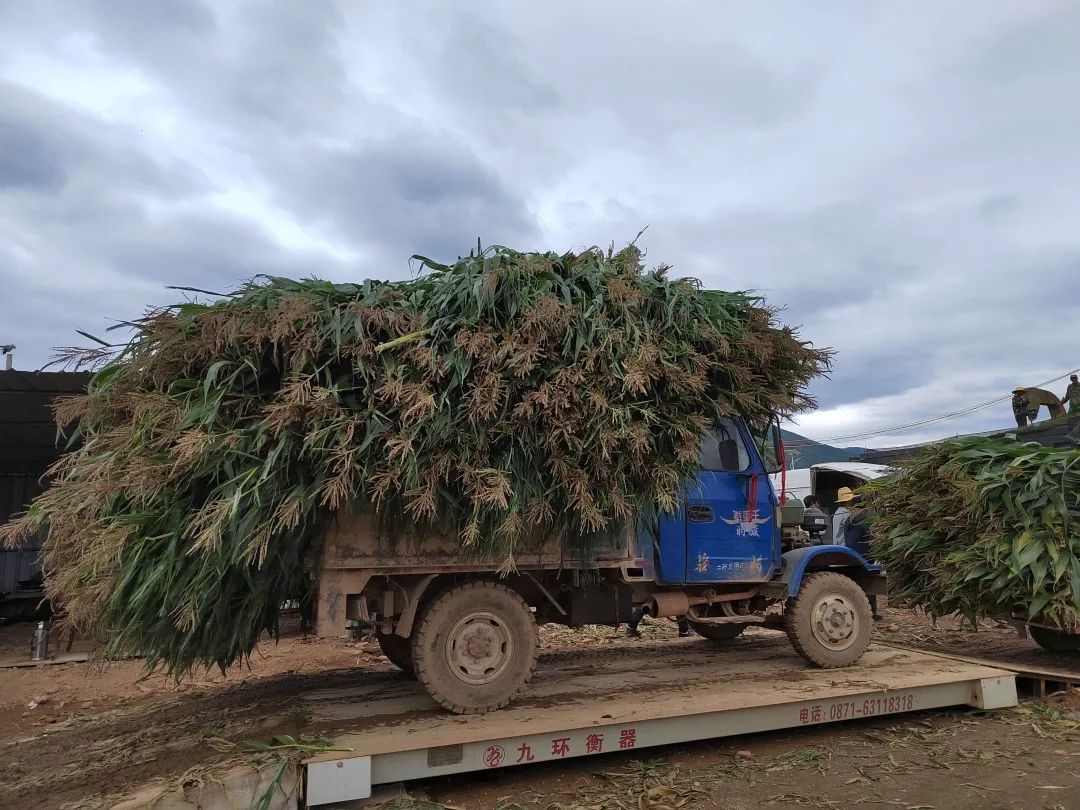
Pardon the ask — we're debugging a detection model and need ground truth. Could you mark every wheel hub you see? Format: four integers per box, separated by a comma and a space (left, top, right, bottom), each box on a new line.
445, 611, 514, 685
810, 594, 858, 650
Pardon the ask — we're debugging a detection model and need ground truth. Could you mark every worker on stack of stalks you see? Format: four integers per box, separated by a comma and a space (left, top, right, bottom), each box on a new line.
1013, 388, 1032, 427
1062, 374, 1080, 415
1013, 386, 1066, 425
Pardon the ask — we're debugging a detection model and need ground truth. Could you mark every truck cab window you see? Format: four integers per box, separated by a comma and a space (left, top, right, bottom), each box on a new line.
699, 418, 750, 472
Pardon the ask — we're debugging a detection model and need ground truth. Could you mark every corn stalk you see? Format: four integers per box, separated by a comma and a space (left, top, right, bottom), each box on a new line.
867, 437, 1080, 629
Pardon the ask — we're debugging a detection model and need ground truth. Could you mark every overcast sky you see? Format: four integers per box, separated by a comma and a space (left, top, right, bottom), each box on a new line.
2, 2, 1078, 449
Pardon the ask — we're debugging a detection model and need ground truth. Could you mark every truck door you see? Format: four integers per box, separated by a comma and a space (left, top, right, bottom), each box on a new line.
684, 418, 778, 583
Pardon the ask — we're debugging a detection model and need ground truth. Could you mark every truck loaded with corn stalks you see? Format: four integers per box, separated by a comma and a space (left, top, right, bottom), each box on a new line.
868, 432, 1080, 655
2, 244, 885, 714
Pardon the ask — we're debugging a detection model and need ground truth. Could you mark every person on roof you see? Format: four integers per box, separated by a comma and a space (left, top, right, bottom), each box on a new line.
1028, 387, 1064, 420
832, 487, 855, 545
1012, 388, 1032, 428
1013, 387, 1065, 424
1062, 375, 1080, 415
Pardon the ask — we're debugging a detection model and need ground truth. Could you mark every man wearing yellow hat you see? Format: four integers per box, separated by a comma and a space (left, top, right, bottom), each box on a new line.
832, 486, 856, 545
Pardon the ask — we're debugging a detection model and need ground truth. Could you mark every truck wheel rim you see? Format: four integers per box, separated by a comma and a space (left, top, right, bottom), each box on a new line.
810, 594, 858, 651
444, 610, 514, 685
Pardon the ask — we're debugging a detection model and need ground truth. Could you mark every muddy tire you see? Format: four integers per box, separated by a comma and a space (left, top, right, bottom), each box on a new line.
1029, 626, 1080, 654
376, 631, 416, 677
786, 572, 872, 668
412, 581, 538, 714
686, 619, 746, 641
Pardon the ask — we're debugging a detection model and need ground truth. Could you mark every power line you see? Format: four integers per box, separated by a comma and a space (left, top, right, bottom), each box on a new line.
784, 367, 1080, 448
785, 368, 1078, 446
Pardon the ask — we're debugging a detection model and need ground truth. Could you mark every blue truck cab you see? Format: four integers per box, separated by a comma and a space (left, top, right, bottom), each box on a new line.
319, 415, 885, 714
626, 416, 883, 651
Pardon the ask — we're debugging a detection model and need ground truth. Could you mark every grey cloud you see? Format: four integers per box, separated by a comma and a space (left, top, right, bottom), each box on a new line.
974, 4, 1080, 80
97, 212, 338, 289
6, 0, 352, 139
432, 14, 559, 114
614, 202, 924, 345
0, 116, 65, 190
277, 135, 539, 268
0, 81, 205, 205
977, 194, 1020, 221
2, 207, 345, 368
0, 81, 325, 369
809, 350, 929, 413
221, 3, 348, 130
82, 0, 215, 43
492, 4, 821, 132
2, 1, 1080, 447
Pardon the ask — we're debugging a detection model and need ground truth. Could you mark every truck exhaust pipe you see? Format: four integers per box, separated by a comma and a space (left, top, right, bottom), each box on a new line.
651, 592, 691, 618
651, 588, 764, 618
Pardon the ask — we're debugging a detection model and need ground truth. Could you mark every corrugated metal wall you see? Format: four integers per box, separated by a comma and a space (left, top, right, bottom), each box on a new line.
0, 475, 44, 594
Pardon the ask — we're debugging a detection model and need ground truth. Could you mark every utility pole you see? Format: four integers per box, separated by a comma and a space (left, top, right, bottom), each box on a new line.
786, 447, 801, 470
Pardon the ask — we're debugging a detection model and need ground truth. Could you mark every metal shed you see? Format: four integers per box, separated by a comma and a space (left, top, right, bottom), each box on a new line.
0, 369, 90, 611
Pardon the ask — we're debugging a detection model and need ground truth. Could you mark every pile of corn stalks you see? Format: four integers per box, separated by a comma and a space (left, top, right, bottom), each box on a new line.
867, 437, 1080, 629
2, 244, 828, 674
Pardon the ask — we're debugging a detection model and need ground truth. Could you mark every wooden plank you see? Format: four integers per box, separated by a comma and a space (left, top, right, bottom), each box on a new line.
0, 652, 90, 668
877, 642, 1080, 683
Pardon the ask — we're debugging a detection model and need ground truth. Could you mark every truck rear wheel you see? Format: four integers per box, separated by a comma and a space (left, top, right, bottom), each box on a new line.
376, 631, 416, 677
786, 572, 871, 668
1029, 626, 1080, 654
686, 619, 746, 641
412, 581, 538, 714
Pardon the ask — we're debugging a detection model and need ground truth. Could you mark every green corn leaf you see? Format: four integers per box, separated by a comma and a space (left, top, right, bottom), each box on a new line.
867, 436, 1080, 633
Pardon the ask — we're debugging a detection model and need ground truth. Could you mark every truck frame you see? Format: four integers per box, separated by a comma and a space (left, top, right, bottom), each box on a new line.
315, 416, 885, 713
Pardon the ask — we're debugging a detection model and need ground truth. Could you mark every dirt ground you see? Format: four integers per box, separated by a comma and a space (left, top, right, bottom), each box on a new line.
0, 609, 1077, 810
873, 607, 1080, 673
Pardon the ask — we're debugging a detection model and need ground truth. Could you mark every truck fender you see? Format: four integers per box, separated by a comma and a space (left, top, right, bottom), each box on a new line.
776, 545, 884, 598
394, 574, 438, 638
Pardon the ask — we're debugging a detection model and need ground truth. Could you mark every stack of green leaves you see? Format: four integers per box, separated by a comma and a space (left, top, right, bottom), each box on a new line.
2, 244, 828, 674
867, 437, 1080, 629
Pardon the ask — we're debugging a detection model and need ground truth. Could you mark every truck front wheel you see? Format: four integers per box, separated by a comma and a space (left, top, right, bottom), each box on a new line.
786, 572, 872, 668
412, 581, 538, 714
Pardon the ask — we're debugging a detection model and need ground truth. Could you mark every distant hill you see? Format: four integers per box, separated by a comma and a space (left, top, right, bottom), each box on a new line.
780, 430, 866, 469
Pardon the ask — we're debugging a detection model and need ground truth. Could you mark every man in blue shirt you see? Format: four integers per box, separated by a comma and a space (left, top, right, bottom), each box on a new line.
844, 505, 882, 621
832, 487, 855, 545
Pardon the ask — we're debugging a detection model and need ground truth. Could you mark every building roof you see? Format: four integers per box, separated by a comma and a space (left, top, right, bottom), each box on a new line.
809, 461, 892, 478
0, 370, 91, 476
769, 462, 892, 502
856, 419, 1080, 464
